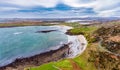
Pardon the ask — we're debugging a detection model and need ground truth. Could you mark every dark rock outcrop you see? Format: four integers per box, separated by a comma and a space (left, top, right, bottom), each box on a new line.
0, 44, 70, 70
36, 30, 57, 33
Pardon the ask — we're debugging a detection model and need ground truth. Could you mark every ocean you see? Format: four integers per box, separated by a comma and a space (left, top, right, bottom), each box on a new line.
0, 26, 69, 67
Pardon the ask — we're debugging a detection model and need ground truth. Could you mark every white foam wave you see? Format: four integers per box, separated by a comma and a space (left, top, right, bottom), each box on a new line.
50, 25, 88, 58
67, 35, 87, 58
13, 32, 23, 35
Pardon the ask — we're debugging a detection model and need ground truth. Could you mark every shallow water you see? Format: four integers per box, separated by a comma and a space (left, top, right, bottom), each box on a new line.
0, 26, 68, 67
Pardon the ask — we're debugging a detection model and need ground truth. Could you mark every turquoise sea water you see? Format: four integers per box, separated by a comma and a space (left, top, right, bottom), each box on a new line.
0, 26, 68, 67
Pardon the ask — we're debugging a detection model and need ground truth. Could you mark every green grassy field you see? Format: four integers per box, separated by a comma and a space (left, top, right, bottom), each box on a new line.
26, 43, 97, 70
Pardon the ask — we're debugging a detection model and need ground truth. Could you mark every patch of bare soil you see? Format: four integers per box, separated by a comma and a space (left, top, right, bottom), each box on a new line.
69, 59, 82, 70
108, 36, 120, 42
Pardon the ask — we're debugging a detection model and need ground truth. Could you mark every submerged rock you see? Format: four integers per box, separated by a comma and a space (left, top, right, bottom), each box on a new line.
36, 30, 57, 33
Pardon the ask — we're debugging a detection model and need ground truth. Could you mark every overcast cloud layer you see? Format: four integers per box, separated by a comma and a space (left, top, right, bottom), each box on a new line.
0, 0, 120, 18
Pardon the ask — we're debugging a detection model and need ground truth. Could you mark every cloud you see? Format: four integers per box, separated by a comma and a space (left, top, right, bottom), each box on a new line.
97, 7, 120, 17
0, 8, 96, 18
0, 0, 120, 18
0, 7, 20, 11
1, 0, 59, 8
92, 0, 120, 11
91, 0, 120, 17
1, 0, 96, 8
62, 0, 96, 8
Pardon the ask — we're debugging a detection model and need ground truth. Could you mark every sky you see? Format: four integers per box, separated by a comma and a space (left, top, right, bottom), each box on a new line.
0, 0, 120, 18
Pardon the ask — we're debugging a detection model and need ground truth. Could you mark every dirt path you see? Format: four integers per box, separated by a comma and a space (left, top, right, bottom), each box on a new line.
69, 59, 82, 70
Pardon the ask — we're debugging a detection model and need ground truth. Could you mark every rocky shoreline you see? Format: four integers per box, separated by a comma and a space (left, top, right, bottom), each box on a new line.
0, 43, 70, 70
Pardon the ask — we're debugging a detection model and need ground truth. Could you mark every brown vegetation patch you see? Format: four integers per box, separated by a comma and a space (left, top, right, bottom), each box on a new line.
108, 36, 120, 42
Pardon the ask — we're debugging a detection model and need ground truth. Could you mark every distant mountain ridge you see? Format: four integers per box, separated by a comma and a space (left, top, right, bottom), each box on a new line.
0, 17, 120, 23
